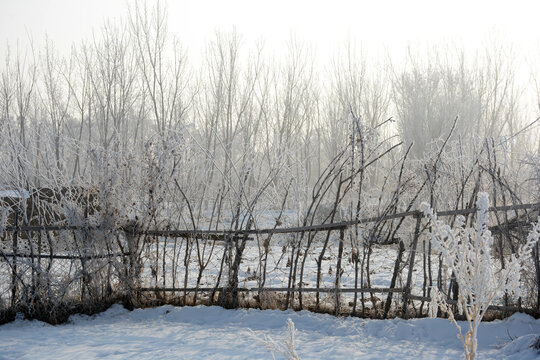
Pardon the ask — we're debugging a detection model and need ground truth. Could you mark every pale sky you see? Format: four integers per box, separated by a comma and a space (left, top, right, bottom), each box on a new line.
1, 0, 539, 65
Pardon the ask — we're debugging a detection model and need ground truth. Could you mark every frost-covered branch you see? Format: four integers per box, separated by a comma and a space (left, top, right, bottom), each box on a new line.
422, 192, 539, 360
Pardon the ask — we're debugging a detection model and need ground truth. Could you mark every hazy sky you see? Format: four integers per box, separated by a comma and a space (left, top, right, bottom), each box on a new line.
1, 0, 539, 64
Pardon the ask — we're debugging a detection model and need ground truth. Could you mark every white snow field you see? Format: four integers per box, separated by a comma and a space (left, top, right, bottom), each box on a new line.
1, 304, 539, 359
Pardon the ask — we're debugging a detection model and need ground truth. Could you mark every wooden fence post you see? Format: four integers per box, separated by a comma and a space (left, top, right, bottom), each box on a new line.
533, 242, 540, 310
402, 214, 422, 318
384, 240, 405, 318
11, 208, 18, 307
37, 215, 42, 297
334, 228, 345, 315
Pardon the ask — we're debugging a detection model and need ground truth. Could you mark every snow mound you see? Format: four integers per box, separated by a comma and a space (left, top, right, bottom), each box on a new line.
498, 334, 540, 359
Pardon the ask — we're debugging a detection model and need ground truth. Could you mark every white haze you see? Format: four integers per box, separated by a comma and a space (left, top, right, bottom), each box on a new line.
2, 0, 540, 126
1, 0, 539, 62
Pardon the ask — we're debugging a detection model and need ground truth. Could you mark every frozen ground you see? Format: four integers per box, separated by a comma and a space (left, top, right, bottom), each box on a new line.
1, 304, 539, 359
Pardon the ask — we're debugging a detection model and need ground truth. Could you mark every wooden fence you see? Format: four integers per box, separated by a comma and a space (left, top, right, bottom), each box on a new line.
1, 202, 539, 322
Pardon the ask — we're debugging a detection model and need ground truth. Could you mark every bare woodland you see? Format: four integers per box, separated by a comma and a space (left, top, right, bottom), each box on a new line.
0, 3, 539, 324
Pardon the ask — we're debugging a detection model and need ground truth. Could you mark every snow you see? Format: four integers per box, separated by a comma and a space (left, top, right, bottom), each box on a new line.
1, 305, 539, 359
0, 189, 30, 199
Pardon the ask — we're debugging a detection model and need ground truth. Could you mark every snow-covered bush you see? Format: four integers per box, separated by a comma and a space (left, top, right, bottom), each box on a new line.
422, 192, 539, 360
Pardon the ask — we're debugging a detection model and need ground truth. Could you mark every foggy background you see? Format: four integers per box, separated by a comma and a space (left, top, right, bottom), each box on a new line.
0, 0, 539, 212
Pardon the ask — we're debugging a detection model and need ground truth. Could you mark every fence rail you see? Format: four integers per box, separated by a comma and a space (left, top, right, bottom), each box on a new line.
4, 202, 539, 236
137, 287, 404, 294
0, 252, 130, 260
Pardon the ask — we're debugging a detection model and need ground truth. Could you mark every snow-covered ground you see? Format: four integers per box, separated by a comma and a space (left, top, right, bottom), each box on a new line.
1, 304, 539, 359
